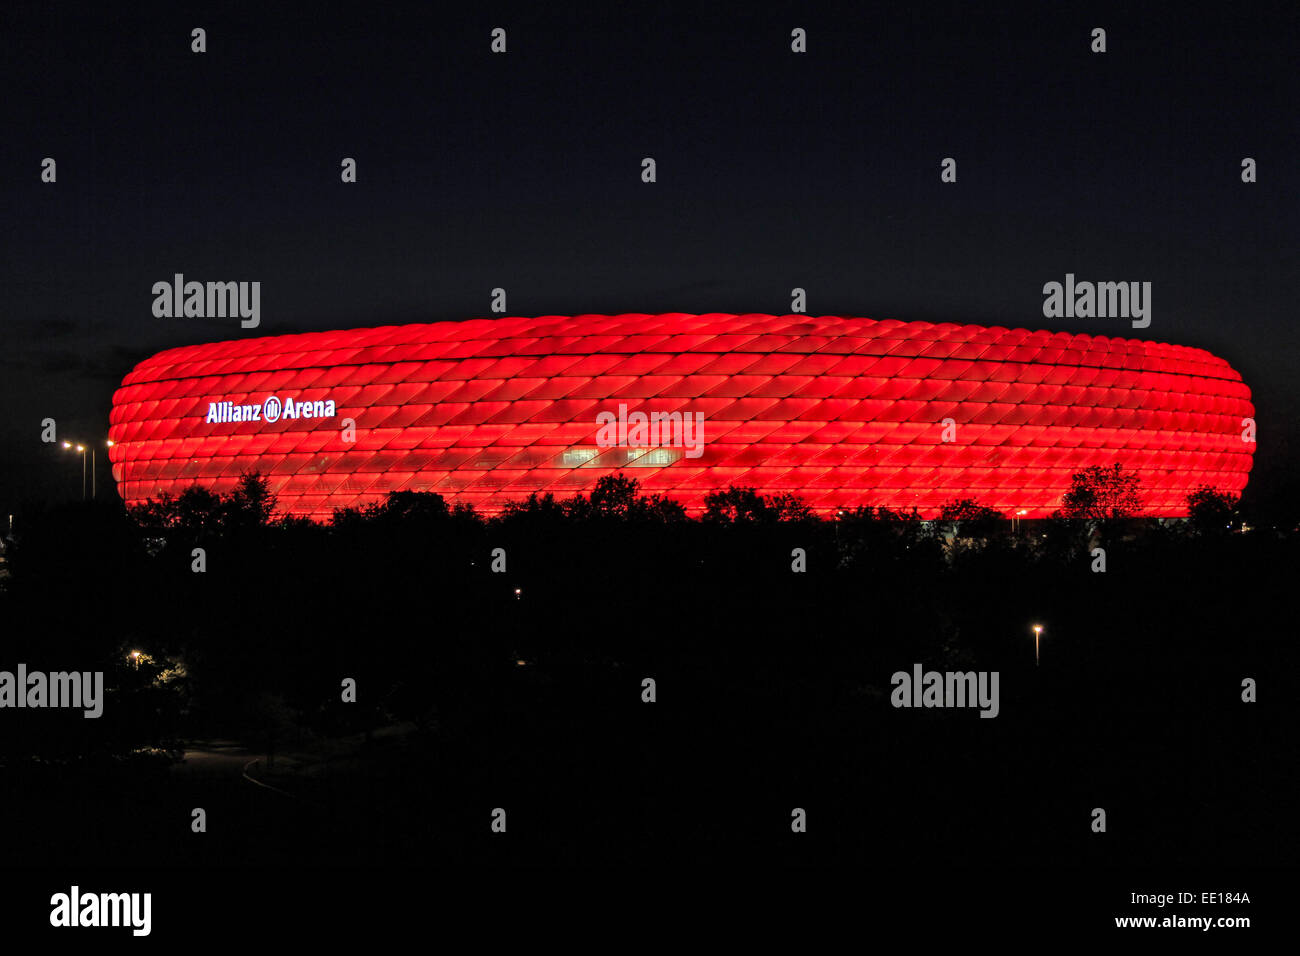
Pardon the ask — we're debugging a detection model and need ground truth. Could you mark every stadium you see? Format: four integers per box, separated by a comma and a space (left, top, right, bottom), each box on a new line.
107, 313, 1254, 519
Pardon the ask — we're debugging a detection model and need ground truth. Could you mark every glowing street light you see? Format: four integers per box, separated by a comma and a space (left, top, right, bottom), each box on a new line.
60, 438, 114, 499
1032, 624, 1044, 667
61, 442, 88, 499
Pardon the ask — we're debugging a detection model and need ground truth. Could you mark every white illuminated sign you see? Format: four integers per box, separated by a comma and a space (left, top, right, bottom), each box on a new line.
205, 396, 337, 424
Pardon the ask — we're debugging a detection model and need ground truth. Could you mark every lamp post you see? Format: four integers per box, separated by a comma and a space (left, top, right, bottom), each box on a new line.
1032, 624, 1043, 667
61, 438, 113, 499
98, 439, 114, 498
62, 442, 87, 499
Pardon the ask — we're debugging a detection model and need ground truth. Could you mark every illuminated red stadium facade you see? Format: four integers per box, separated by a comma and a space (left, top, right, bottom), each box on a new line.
108, 313, 1254, 519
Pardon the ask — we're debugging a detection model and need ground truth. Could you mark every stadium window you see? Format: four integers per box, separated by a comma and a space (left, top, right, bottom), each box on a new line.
562, 448, 598, 467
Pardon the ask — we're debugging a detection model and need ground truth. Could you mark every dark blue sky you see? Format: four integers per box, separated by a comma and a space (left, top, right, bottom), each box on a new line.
3, 0, 1296, 511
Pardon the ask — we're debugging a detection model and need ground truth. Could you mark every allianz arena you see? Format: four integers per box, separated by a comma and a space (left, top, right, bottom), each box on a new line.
107, 313, 1254, 519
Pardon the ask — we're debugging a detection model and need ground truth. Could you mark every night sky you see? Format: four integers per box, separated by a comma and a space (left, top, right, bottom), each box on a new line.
3, 0, 1296, 513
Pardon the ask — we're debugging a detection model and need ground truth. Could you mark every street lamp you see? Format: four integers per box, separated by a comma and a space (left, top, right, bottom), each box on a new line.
60, 442, 88, 499
1032, 624, 1043, 667
60, 438, 113, 499
102, 440, 114, 499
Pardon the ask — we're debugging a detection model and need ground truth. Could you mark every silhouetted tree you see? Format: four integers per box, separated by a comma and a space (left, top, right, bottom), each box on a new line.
702, 486, 812, 524
128, 486, 223, 545
224, 472, 277, 532
938, 498, 1006, 540
585, 473, 642, 518
837, 504, 942, 574
768, 492, 815, 523
559, 473, 687, 523
638, 494, 689, 523
1185, 484, 1239, 537
702, 486, 770, 523
1059, 464, 1144, 524
500, 491, 565, 521
128, 473, 277, 539
372, 489, 451, 522
1036, 509, 1092, 564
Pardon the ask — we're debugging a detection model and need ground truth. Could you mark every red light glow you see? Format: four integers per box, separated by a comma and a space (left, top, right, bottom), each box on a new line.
107, 313, 1254, 519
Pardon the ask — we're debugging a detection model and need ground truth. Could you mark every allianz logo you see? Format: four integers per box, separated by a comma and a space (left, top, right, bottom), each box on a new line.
205, 395, 338, 424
